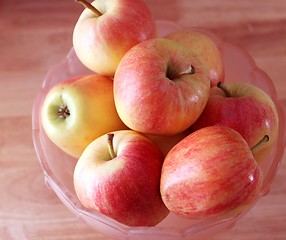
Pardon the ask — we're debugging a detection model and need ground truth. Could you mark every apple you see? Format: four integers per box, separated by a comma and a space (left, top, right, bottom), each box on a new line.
73, 130, 169, 226
160, 126, 264, 219
41, 74, 127, 158
114, 38, 210, 136
192, 81, 279, 162
73, 0, 156, 77
165, 30, 224, 87
144, 127, 193, 156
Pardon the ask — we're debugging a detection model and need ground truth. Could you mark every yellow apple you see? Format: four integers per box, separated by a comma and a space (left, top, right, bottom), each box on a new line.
41, 74, 127, 158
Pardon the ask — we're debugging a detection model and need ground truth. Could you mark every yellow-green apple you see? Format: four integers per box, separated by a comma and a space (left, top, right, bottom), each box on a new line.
73, 0, 156, 77
165, 30, 224, 87
114, 38, 210, 136
160, 126, 264, 219
73, 130, 169, 226
41, 74, 127, 158
192, 82, 279, 162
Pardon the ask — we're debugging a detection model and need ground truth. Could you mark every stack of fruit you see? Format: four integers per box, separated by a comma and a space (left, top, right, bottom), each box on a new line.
40, 0, 279, 227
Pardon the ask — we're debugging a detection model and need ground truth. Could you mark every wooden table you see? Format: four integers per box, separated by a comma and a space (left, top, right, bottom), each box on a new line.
1, 1, 285, 239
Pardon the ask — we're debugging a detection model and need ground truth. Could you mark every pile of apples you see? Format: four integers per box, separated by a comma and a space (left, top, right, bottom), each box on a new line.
41, 0, 279, 227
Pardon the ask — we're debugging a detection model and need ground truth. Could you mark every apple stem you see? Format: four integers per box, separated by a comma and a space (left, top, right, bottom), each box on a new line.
217, 82, 232, 98
250, 135, 270, 152
75, 0, 102, 17
58, 105, 70, 119
107, 133, 116, 159
180, 65, 196, 75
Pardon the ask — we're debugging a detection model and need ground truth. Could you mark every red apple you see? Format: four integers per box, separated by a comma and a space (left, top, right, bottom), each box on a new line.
192, 82, 279, 162
114, 38, 210, 136
73, 0, 156, 77
165, 30, 224, 87
73, 130, 169, 226
160, 126, 264, 219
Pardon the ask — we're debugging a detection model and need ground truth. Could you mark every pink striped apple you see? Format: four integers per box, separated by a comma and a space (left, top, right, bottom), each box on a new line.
114, 38, 210, 136
192, 82, 279, 162
160, 126, 264, 219
73, 130, 169, 226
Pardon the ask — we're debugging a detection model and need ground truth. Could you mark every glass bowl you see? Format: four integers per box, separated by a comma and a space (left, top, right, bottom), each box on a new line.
32, 20, 286, 240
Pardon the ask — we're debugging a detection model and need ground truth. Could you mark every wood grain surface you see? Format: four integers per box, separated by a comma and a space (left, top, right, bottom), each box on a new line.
0, 0, 285, 239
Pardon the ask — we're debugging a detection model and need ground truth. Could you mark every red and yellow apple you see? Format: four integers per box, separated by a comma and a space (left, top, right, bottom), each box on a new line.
73, 0, 156, 77
160, 126, 264, 219
73, 130, 169, 226
41, 74, 127, 158
165, 30, 224, 87
192, 82, 279, 162
114, 38, 210, 136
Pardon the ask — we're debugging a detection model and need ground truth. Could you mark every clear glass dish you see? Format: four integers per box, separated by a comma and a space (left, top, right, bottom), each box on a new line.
32, 20, 286, 240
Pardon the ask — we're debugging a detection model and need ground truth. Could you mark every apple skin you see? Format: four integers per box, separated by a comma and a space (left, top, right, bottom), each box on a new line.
192, 82, 279, 163
73, 0, 156, 77
144, 127, 193, 156
73, 130, 169, 226
41, 74, 127, 158
165, 30, 224, 87
160, 126, 263, 219
114, 38, 210, 136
